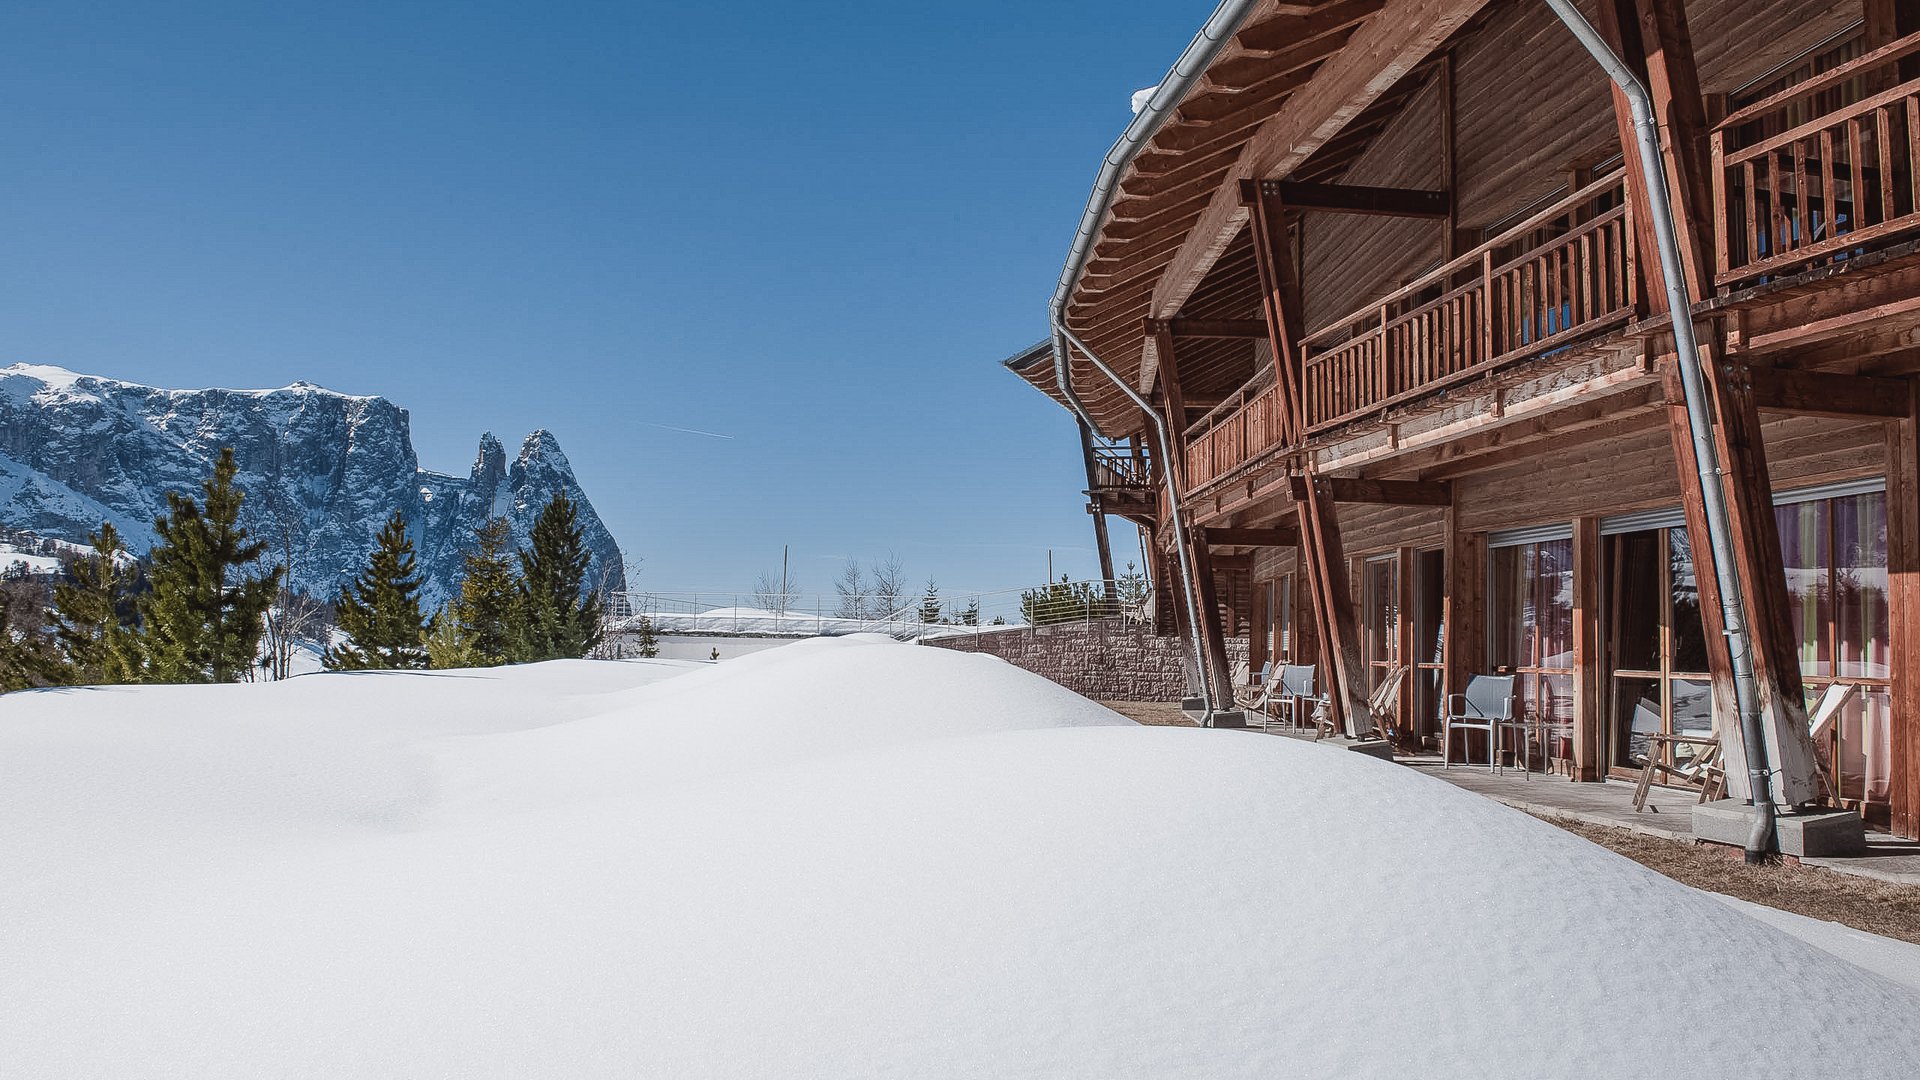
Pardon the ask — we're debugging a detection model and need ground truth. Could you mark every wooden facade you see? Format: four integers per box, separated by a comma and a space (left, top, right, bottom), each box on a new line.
1014, 0, 1920, 839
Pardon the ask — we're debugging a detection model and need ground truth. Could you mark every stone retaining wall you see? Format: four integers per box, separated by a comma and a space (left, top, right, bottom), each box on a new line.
923, 619, 1245, 701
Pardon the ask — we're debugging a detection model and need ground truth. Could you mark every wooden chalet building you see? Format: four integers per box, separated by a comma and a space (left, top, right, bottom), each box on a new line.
1008, 0, 1920, 839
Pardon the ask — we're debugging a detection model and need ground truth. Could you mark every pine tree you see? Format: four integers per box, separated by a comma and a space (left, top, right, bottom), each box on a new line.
425, 603, 482, 669
512, 492, 601, 661
919, 578, 942, 623
452, 517, 519, 665
325, 510, 429, 670
136, 448, 283, 683
631, 615, 659, 658
46, 522, 136, 684
961, 598, 980, 626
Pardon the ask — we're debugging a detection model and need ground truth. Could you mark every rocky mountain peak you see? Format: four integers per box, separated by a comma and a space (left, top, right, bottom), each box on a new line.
0, 364, 626, 607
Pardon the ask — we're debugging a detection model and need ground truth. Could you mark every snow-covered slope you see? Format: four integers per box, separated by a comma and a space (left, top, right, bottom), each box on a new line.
0, 364, 624, 605
4, 638, 1918, 1077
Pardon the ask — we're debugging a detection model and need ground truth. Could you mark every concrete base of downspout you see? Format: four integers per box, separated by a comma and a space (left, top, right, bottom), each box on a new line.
1693, 801, 1867, 858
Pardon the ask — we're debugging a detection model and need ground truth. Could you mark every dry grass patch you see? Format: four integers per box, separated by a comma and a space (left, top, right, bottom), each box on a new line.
1098, 700, 1197, 727
1544, 815, 1920, 945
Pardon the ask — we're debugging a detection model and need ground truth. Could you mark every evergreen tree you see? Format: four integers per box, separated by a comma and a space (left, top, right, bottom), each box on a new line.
452, 517, 519, 665
961, 598, 980, 626
136, 448, 283, 683
425, 603, 482, 669
631, 615, 659, 659
512, 492, 601, 661
325, 510, 429, 670
46, 522, 137, 684
919, 578, 942, 623
0, 575, 60, 692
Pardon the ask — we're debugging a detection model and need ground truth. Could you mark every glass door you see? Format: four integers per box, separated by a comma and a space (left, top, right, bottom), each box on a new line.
1411, 548, 1447, 744
1490, 537, 1574, 772
1361, 555, 1400, 695
1603, 526, 1714, 778
1778, 489, 1891, 816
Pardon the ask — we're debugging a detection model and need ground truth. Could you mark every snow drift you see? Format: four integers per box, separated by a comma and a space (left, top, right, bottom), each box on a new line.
4, 637, 1917, 1077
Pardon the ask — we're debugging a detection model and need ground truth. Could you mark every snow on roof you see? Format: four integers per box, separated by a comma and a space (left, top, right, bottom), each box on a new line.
5, 637, 1919, 1076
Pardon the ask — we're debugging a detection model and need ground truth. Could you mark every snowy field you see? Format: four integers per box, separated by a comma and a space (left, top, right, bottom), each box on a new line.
4, 637, 1919, 1077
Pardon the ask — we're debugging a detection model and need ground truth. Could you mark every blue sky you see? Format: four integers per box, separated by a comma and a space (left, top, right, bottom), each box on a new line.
0, 1, 1200, 597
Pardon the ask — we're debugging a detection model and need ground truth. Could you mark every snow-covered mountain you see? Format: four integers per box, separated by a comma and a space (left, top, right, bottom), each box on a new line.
0, 364, 625, 607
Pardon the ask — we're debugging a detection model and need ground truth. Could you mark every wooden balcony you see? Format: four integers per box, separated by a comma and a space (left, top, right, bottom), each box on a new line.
1713, 32, 1920, 287
1183, 171, 1635, 488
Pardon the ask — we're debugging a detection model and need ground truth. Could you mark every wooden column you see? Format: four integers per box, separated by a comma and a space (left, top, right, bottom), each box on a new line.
1887, 378, 1920, 839
1292, 474, 1372, 737
1187, 538, 1236, 710
1077, 420, 1118, 594
1243, 181, 1307, 445
1443, 505, 1485, 762
1154, 323, 1192, 481
1571, 516, 1605, 781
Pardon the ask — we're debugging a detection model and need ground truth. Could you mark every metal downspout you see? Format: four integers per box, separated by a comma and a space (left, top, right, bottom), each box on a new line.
1542, 0, 1777, 862
1058, 324, 1221, 722
1043, 0, 1260, 721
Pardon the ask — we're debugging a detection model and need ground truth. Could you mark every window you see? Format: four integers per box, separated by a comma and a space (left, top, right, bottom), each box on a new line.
1778, 490, 1890, 810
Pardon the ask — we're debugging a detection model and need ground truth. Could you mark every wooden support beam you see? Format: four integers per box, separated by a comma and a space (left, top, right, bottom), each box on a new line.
1204, 526, 1299, 548
1595, 0, 1716, 315
1887, 377, 1920, 839
1442, 505, 1484, 762
1571, 516, 1604, 781
1154, 323, 1192, 478
1077, 420, 1118, 592
1157, 318, 1270, 339
1321, 477, 1452, 505
1187, 539, 1236, 709
1152, 0, 1491, 319
1744, 367, 1914, 420
1242, 178, 1450, 218
1292, 473, 1373, 737
1246, 182, 1307, 446
1235, 0, 1386, 53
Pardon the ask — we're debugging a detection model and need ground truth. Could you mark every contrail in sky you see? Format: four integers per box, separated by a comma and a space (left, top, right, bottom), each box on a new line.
636, 420, 734, 440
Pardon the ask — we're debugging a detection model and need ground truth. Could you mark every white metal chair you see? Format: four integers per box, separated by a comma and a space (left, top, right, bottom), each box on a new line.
1443, 675, 1519, 774
1275, 664, 1320, 732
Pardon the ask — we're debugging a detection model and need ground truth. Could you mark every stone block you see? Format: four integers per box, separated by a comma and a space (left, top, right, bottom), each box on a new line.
1346, 739, 1395, 761
1691, 800, 1867, 857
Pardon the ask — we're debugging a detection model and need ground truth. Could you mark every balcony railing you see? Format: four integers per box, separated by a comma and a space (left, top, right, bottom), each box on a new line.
1182, 172, 1635, 487
1298, 172, 1634, 436
1186, 380, 1283, 489
1089, 444, 1153, 489
1713, 31, 1920, 286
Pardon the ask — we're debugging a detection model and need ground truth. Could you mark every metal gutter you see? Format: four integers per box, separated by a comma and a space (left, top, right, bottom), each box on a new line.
1058, 325, 1222, 722
1542, 0, 1777, 863
1047, 0, 1264, 433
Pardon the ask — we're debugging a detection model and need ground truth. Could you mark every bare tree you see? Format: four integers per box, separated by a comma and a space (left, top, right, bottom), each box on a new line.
833, 560, 868, 619
259, 488, 328, 681
753, 568, 801, 614
870, 552, 908, 621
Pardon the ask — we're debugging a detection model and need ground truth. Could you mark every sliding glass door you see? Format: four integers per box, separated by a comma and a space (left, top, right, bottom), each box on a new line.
1603, 526, 1713, 777
1489, 536, 1574, 770
1778, 489, 1890, 814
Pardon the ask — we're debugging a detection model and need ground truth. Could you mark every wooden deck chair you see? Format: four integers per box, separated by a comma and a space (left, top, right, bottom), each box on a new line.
1234, 661, 1276, 721
1364, 664, 1410, 743
1806, 681, 1860, 803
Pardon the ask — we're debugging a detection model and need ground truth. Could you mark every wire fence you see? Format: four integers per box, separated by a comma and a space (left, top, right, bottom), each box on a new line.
602, 577, 1153, 642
